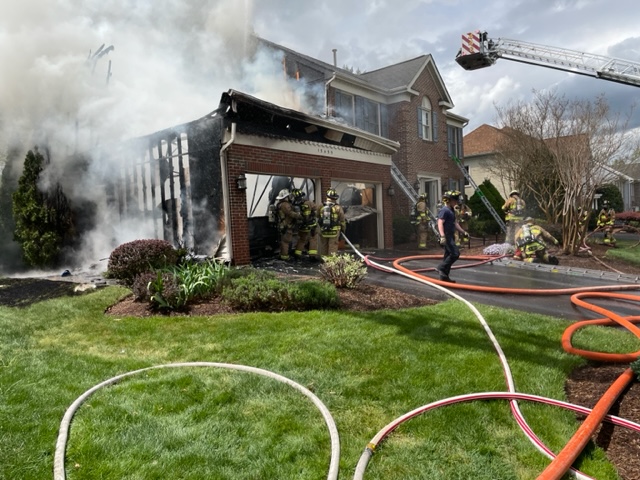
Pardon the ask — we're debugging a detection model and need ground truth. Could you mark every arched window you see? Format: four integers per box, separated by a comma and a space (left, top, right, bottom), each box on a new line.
418, 96, 437, 141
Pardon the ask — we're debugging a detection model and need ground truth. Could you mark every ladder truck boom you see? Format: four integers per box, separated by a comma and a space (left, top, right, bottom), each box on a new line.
456, 30, 640, 88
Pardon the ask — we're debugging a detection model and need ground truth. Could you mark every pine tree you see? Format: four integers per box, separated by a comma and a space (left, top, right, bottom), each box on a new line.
468, 179, 505, 235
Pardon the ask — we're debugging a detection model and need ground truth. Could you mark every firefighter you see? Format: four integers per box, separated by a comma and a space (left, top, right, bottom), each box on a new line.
514, 217, 560, 265
317, 188, 346, 258
597, 201, 617, 246
502, 189, 526, 245
435, 190, 469, 283
291, 188, 319, 261
414, 193, 430, 249
275, 188, 302, 261
454, 196, 472, 247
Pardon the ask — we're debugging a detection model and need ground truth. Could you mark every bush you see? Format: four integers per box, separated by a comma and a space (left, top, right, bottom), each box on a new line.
221, 274, 295, 312
220, 272, 340, 312
289, 280, 340, 310
393, 215, 414, 244
131, 271, 158, 302
107, 239, 179, 286
319, 253, 367, 289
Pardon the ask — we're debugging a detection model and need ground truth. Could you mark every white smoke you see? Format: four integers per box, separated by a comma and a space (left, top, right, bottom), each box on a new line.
0, 0, 310, 269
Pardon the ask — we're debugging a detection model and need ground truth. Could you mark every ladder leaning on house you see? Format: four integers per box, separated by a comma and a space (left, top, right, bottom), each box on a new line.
390, 162, 441, 241
451, 156, 507, 233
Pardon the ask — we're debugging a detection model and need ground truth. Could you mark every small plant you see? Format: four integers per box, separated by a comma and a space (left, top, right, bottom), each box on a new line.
107, 239, 179, 286
173, 257, 229, 301
319, 253, 367, 289
147, 271, 183, 310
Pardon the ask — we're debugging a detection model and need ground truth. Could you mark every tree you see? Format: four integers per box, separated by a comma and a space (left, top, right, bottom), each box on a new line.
494, 90, 630, 254
12, 149, 63, 267
468, 179, 505, 235
596, 184, 624, 212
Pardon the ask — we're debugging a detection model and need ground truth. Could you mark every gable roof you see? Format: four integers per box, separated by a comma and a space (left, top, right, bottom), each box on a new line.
254, 36, 457, 109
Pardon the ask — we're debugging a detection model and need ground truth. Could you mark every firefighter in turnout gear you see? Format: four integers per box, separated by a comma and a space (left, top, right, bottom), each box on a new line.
454, 196, 472, 247
597, 201, 617, 246
502, 189, 526, 245
414, 193, 430, 249
275, 189, 302, 260
317, 188, 346, 258
291, 188, 319, 261
514, 217, 560, 265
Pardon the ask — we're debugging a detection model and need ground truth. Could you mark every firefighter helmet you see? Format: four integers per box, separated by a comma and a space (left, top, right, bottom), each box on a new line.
418, 193, 427, 201
291, 188, 305, 202
509, 189, 520, 197
326, 188, 339, 200
276, 189, 291, 201
524, 217, 534, 224
442, 190, 461, 201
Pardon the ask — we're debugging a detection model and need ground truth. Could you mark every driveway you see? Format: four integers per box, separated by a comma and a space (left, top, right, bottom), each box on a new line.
362, 254, 640, 321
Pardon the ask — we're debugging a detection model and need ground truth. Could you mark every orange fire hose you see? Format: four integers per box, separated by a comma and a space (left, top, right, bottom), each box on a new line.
535, 293, 640, 479
389, 254, 640, 478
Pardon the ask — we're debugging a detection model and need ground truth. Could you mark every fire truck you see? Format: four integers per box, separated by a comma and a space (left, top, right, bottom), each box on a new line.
455, 30, 640, 87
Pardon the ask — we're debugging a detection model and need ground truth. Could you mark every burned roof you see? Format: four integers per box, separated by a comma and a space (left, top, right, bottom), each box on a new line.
216, 89, 399, 155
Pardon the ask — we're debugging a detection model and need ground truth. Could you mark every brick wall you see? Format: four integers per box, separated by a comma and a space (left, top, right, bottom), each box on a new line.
226, 143, 394, 265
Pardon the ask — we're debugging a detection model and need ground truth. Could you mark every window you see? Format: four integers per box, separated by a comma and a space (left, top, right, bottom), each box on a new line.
355, 97, 381, 135
334, 91, 388, 137
447, 125, 463, 158
418, 97, 438, 141
335, 90, 354, 125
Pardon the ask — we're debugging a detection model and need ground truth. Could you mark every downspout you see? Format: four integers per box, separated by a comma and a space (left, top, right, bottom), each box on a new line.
220, 101, 237, 263
325, 73, 336, 118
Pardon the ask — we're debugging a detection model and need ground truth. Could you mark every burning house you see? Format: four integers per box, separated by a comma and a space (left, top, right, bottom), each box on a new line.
96, 36, 467, 265
103, 89, 398, 265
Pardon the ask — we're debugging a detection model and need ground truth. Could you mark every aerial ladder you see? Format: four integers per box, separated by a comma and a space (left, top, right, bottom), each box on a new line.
455, 30, 640, 87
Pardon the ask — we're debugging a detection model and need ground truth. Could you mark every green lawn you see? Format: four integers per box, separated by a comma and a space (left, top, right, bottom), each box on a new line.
605, 236, 640, 265
2, 286, 639, 479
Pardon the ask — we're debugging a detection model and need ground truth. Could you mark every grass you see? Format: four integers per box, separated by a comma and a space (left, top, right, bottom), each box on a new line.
604, 236, 640, 265
1, 287, 640, 479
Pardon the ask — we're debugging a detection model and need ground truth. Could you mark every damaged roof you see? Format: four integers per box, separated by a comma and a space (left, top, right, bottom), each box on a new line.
216, 89, 399, 155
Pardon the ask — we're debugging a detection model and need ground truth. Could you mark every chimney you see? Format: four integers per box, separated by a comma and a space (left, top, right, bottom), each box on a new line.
332, 48, 337, 67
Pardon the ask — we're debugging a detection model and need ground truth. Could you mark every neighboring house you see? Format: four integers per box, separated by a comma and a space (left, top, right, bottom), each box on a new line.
461, 124, 510, 199
254, 37, 468, 217
463, 124, 635, 211
615, 162, 640, 211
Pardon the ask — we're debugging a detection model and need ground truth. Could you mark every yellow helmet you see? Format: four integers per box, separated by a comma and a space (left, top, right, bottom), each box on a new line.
326, 188, 339, 200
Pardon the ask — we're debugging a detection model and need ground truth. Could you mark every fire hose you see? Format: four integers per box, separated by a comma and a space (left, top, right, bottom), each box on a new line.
54, 363, 340, 480
342, 233, 640, 479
